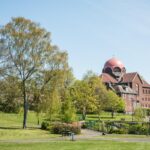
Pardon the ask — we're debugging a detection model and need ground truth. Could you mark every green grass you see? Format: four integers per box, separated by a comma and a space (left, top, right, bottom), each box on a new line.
0, 112, 150, 150
96, 134, 150, 139
0, 141, 150, 150
0, 111, 59, 140
0, 128, 59, 140
86, 112, 133, 121
0, 111, 44, 128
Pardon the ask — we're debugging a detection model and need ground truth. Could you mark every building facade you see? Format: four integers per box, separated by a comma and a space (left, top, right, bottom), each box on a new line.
101, 57, 150, 113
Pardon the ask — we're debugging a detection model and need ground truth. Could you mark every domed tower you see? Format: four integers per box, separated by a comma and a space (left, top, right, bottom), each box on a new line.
102, 57, 126, 81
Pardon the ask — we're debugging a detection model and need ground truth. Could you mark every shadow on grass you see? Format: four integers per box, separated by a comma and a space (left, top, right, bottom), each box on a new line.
0, 126, 40, 130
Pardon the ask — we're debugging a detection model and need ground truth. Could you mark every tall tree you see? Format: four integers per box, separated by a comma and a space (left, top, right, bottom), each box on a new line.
61, 89, 77, 123
0, 17, 69, 128
87, 76, 108, 120
105, 90, 125, 118
71, 80, 96, 120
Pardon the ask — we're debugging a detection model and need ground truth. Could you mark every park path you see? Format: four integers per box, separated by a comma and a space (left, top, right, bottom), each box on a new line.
0, 129, 150, 143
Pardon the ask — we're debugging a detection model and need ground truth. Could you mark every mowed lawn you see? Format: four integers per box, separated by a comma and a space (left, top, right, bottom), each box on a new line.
0, 111, 42, 128
0, 112, 150, 150
86, 112, 133, 121
0, 141, 150, 150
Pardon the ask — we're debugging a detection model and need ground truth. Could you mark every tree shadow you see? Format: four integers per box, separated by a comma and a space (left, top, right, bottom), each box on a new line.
0, 126, 40, 130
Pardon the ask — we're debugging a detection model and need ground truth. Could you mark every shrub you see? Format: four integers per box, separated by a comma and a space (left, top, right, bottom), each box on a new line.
51, 122, 81, 134
128, 124, 148, 135
106, 122, 129, 134
109, 128, 128, 134
41, 121, 49, 130
81, 123, 87, 129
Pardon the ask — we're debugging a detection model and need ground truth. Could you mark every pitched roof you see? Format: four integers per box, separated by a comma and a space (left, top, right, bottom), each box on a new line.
100, 73, 117, 83
122, 72, 137, 83
122, 72, 150, 87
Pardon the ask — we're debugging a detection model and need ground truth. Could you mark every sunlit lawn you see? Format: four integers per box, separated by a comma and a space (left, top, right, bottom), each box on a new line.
0, 112, 150, 150
86, 112, 133, 121
0, 141, 150, 150
0, 111, 44, 128
0, 111, 59, 140
0, 128, 59, 140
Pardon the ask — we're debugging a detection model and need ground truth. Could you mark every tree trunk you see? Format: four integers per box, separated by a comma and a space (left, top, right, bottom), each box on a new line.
82, 107, 86, 120
23, 81, 28, 129
111, 110, 114, 118
37, 117, 40, 125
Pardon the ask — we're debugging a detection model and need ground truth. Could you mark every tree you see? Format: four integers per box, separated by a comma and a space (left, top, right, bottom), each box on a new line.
71, 80, 96, 120
82, 70, 97, 81
0, 17, 69, 128
87, 76, 108, 121
105, 90, 125, 118
61, 89, 77, 123
134, 107, 146, 122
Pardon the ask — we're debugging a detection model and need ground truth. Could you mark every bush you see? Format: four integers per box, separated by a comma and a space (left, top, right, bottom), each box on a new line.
51, 122, 81, 134
41, 121, 49, 130
106, 122, 129, 134
109, 128, 128, 134
128, 124, 148, 135
81, 123, 87, 129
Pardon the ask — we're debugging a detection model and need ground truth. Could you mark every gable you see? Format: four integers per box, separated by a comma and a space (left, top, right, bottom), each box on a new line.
132, 73, 144, 84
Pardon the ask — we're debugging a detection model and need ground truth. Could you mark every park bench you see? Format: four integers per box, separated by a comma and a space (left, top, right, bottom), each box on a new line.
61, 130, 75, 141
61, 130, 72, 136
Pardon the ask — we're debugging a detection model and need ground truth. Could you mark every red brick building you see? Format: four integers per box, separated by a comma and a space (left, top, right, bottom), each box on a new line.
101, 57, 150, 113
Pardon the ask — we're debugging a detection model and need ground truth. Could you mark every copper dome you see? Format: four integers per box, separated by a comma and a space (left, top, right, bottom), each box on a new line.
104, 57, 125, 69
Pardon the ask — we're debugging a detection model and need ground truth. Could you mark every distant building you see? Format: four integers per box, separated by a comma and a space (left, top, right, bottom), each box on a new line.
101, 57, 150, 113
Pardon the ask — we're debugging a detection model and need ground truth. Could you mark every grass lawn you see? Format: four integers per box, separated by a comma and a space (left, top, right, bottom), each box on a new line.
0, 111, 43, 128
0, 112, 150, 150
0, 141, 150, 150
0, 111, 59, 140
0, 128, 59, 140
86, 112, 133, 121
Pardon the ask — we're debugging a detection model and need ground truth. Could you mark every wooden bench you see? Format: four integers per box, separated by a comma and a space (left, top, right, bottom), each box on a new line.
61, 130, 72, 136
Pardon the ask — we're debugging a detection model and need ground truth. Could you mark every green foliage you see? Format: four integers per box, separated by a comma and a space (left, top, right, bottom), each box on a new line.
109, 128, 128, 134
0, 17, 70, 128
70, 80, 97, 120
134, 107, 146, 121
51, 122, 81, 134
0, 77, 21, 113
61, 90, 77, 123
41, 121, 50, 130
105, 90, 125, 118
128, 124, 148, 135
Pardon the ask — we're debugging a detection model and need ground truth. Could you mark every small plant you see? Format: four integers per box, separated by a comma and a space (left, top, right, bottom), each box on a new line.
41, 121, 49, 130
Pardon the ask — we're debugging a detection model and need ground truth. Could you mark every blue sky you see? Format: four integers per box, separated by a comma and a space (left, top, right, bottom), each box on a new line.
1, 0, 150, 81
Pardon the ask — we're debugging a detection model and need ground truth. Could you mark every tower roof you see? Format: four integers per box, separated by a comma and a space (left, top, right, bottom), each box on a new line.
104, 57, 125, 69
